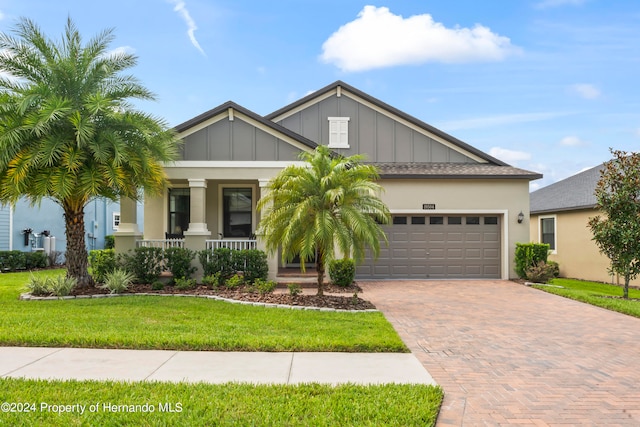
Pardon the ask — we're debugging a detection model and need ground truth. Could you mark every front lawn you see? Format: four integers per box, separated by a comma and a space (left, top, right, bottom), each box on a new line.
533, 278, 640, 318
0, 270, 407, 352
0, 378, 443, 426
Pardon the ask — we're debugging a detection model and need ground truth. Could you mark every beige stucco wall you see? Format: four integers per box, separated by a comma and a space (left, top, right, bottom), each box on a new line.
530, 209, 640, 285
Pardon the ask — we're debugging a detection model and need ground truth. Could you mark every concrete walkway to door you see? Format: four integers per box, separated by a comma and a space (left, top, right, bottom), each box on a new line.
358, 280, 640, 426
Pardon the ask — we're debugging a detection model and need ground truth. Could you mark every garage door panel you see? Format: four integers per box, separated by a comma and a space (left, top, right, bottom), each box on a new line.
465, 265, 482, 275
446, 248, 463, 259
483, 248, 499, 259
428, 249, 445, 260
392, 248, 409, 259
357, 215, 501, 279
465, 248, 482, 259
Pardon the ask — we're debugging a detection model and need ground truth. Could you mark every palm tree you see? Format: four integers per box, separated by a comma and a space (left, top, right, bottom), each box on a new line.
257, 145, 390, 296
0, 18, 178, 287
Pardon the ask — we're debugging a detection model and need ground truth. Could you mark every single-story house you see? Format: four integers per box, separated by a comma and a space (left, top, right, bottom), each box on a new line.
529, 163, 637, 284
115, 81, 542, 280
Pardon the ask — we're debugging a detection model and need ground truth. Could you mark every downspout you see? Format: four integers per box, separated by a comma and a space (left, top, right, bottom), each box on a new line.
104, 199, 108, 243
9, 203, 13, 250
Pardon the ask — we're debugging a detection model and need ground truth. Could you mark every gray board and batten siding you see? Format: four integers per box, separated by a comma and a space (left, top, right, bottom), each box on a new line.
265, 81, 509, 166
177, 102, 317, 162
270, 90, 477, 164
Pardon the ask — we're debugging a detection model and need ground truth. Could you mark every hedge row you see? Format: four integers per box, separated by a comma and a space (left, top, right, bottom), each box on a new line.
88, 247, 269, 285
0, 250, 48, 271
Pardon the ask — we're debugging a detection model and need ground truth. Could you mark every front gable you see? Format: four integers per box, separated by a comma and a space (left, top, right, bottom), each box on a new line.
266, 81, 504, 165
175, 102, 317, 162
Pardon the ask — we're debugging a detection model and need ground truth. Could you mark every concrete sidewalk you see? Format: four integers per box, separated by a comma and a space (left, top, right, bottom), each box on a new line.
0, 347, 435, 385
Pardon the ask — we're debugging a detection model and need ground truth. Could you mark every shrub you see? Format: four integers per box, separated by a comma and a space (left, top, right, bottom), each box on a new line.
99, 269, 135, 294
328, 258, 356, 287
515, 243, 550, 279
203, 272, 222, 289
25, 274, 51, 296
104, 235, 115, 249
119, 247, 164, 284
525, 261, 557, 284
0, 251, 26, 271
165, 247, 196, 280
198, 248, 236, 279
88, 249, 117, 283
253, 278, 277, 294
175, 277, 197, 290
547, 260, 560, 278
288, 283, 302, 296
151, 280, 165, 291
240, 249, 269, 283
48, 275, 77, 297
225, 274, 244, 289
25, 251, 48, 269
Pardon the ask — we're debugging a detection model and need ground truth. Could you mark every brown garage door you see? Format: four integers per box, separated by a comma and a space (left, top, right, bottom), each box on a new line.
356, 215, 501, 279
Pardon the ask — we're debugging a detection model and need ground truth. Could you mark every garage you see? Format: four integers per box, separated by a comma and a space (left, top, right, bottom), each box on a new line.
356, 214, 501, 279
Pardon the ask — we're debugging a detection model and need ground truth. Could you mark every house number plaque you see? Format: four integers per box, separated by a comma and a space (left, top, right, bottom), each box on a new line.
422, 204, 436, 210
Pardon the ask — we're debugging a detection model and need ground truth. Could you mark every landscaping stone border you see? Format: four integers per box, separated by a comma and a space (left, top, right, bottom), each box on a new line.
18, 292, 379, 313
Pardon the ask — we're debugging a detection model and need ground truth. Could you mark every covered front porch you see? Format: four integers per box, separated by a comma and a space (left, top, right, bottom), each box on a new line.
113, 177, 315, 281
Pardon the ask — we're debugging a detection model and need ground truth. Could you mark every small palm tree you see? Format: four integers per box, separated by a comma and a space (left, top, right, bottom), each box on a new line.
0, 18, 178, 287
257, 145, 390, 296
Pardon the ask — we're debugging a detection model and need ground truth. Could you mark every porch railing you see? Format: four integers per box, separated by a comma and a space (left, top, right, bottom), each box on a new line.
135, 239, 257, 252
137, 239, 185, 250
206, 239, 258, 251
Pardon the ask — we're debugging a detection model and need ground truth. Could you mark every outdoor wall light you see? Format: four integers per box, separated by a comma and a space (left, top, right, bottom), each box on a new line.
517, 211, 524, 224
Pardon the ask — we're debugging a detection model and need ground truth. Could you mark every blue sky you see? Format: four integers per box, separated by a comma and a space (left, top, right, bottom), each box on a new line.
0, 0, 638, 190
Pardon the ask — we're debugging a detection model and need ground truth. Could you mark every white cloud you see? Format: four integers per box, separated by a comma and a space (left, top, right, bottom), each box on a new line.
535, 0, 587, 9
489, 147, 532, 164
168, 0, 205, 56
570, 83, 600, 100
439, 111, 572, 131
108, 46, 136, 56
320, 6, 520, 72
559, 135, 587, 146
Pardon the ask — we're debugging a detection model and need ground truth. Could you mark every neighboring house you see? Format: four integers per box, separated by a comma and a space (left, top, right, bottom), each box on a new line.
0, 197, 137, 256
529, 164, 634, 284
118, 81, 541, 280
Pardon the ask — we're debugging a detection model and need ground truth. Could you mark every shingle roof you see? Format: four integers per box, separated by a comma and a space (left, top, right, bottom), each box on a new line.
372, 163, 543, 179
530, 164, 604, 214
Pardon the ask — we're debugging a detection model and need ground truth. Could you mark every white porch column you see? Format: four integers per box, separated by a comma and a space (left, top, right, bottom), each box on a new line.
114, 197, 142, 254
185, 179, 209, 234
184, 179, 211, 280
257, 178, 278, 280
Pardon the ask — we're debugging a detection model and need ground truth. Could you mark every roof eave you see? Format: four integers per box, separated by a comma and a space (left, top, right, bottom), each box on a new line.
380, 173, 543, 180
531, 205, 598, 215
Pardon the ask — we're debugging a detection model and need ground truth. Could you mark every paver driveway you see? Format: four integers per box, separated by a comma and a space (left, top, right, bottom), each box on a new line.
358, 280, 640, 426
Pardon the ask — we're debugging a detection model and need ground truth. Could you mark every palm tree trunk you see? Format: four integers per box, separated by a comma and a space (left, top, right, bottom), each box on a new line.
63, 201, 93, 288
316, 249, 324, 296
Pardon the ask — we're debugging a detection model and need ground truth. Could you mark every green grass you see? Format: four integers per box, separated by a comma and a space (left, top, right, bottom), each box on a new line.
0, 270, 407, 352
0, 378, 443, 426
533, 278, 640, 318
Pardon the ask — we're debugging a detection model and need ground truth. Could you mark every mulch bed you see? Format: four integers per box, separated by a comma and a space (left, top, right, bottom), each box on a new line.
69, 282, 376, 311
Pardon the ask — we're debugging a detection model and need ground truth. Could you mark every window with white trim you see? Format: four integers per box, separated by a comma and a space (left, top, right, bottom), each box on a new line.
540, 216, 556, 252
328, 117, 350, 148
112, 212, 121, 230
